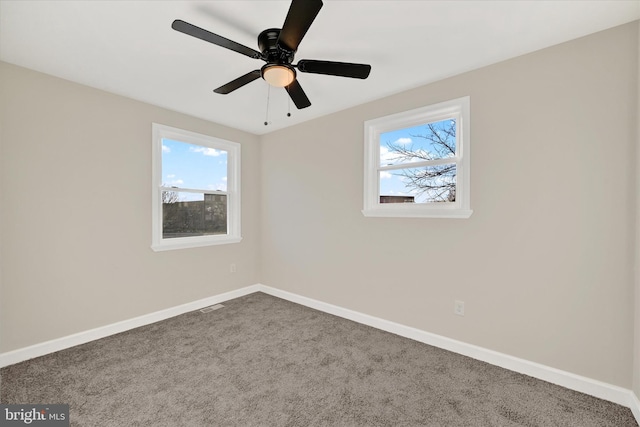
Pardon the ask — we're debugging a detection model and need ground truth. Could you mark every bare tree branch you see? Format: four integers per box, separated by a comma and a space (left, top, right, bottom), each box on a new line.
161, 184, 180, 204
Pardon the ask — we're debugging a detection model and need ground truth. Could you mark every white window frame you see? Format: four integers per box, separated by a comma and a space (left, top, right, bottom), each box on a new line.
362, 96, 472, 218
151, 123, 241, 251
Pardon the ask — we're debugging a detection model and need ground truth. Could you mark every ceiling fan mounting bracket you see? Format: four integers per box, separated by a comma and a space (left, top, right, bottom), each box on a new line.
258, 28, 295, 65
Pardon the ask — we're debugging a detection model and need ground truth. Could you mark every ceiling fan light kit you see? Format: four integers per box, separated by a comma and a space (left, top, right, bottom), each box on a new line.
262, 64, 296, 88
172, 0, 371, 110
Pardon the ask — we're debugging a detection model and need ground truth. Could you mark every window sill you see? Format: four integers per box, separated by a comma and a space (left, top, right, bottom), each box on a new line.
151, 236, 242, 252
361, 208, 473, 219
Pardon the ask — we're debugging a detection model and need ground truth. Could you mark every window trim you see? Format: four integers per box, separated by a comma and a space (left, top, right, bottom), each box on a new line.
362, 96, 472, 218
151, 123, 241, 251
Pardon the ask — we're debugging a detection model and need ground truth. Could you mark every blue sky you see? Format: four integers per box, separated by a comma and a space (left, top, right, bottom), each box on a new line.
161, 138, 228, 201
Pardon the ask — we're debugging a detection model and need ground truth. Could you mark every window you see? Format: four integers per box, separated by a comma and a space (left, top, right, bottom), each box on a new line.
363, 96, 472, 218
151, 123, 241, 251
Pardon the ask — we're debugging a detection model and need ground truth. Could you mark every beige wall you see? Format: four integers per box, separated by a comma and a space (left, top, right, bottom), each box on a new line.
635, 20, 640, 399
0, 62, 261, 352
261, 22, 638, 388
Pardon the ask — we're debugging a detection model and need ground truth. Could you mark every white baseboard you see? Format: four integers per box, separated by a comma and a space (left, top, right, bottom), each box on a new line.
0, 285, 261, 368
257, 284, 637, 414
630, 391, 640, 424
1, 283, 638, 425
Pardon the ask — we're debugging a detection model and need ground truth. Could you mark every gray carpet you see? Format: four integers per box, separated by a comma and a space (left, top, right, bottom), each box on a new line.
1, 292, 637, 426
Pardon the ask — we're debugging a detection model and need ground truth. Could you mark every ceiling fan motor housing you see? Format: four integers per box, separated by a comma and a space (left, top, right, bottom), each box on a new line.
258, 28, 295, 65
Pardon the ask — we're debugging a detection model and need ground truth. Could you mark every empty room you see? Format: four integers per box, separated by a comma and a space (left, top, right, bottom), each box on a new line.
1, 0, 640, 425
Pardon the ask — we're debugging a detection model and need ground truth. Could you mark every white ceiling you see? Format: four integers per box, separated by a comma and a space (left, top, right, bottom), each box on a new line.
1, 1, 638, 135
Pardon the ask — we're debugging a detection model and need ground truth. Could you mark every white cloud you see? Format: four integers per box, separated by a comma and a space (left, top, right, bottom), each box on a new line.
380, 171, 392, 179
222, 177, 227, 182
207, 182, 227, 192
162, 145, 171, 153
394, 137, 412, 145
162, 176, 183, 187
380, 146, 396, 165
190, 146, 222, 157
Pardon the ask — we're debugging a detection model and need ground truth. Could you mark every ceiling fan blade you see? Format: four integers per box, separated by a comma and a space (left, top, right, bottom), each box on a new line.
214, 70, 262, 94
297, 60, 371, 79
285, 79, 311, 109
172, 20, 262, 60
278, 0, 323, 52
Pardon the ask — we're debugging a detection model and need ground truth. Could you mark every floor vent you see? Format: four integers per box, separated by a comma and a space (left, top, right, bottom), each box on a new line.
200, 304, 224, 313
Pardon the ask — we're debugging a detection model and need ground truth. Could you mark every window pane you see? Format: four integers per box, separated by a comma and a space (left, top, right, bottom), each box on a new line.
161, 139, 228, 191
379, 164, 456, 203
380, 119, 456, 166
162, 191, 227, 238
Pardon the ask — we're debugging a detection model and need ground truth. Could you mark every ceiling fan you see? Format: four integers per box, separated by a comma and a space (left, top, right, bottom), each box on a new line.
172, 0, 371, 110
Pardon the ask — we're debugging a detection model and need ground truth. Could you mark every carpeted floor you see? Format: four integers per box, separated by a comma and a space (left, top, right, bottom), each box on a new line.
1, 292, 637, 426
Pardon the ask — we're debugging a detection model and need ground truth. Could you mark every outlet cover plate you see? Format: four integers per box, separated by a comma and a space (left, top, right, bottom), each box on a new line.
454, 300, 465, 316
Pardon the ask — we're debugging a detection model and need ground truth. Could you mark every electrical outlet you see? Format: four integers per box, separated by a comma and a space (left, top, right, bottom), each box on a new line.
454, 300, 465, 316
230, 263, 237, 273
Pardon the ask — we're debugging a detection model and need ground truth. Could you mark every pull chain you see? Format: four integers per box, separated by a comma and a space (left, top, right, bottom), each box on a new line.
264, 85, 271, 126
287, 96, 291, 117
